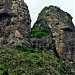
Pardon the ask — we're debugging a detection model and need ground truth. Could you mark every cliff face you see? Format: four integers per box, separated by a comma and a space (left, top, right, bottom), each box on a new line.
1, 0, 75, 62
0, 2, 75, 75
0, 0, 31, 47
31, 5, 75, 62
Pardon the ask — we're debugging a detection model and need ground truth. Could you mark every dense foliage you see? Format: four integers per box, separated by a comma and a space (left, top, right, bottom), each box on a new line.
31, 26, 51, 38
0, 45, 68, 75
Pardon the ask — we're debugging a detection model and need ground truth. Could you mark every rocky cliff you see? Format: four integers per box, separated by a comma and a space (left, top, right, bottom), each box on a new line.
0, 0, 31, 47
0, 1, 75, 75
31, 5, 75, 62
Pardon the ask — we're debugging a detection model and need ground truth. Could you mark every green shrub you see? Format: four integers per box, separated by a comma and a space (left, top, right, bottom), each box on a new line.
0, 45, 68, 75
31, 26, 51, 38
14, 45, 35, 53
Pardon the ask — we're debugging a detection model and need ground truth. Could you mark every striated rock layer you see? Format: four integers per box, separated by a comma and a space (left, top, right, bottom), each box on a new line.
31, 5, 75, 62
0, 0, 31, 47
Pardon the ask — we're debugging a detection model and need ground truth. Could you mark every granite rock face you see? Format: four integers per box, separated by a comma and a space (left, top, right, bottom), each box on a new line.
0, 0, 31, 47
31, 5, 75, 62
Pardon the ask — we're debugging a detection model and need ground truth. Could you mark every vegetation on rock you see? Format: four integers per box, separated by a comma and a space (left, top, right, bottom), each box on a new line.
0, 45, 68, 75
0, 0, 74, 75
31, 26, 51, 38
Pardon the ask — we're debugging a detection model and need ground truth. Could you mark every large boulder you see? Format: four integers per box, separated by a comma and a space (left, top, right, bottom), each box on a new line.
0, 0, 31, 47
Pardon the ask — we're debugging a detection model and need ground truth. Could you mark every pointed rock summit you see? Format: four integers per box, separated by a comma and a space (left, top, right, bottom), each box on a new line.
31, 5, 75, 62
0, 0, 31, 47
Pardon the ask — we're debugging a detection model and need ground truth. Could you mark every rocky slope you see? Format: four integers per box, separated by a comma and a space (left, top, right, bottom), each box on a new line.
31, 5, 75, 62
0, 0, 75, 75
0, 0, 31, 47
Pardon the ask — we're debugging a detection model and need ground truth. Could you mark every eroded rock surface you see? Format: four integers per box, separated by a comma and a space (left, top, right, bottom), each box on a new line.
0, 0, 31, 47
31, 5, 75, 62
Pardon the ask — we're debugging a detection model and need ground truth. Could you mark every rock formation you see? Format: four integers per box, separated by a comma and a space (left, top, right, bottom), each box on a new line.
0, 0, 31, 47
0, 1, 75, 74
0, 0, 75, 63
31, 5, 75, 62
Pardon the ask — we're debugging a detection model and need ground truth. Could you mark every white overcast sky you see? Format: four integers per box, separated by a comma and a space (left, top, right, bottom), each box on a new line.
24, 0, 75, 27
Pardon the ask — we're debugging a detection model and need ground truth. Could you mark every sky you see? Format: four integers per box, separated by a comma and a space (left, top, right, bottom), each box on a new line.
24, 0, 75, 27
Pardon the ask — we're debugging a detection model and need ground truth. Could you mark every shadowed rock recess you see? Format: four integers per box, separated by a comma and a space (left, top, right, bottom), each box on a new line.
0, 0, 75, 75
0, 0, 31, 47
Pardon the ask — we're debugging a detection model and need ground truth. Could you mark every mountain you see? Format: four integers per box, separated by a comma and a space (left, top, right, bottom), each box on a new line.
31, 5, 75, 62
0, 0, 75, 75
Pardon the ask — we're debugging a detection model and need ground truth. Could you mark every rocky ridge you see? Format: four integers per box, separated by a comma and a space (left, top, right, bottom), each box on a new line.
31, 5, 75, 62
0, 0, 31, 47
0, 0, 75, 75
